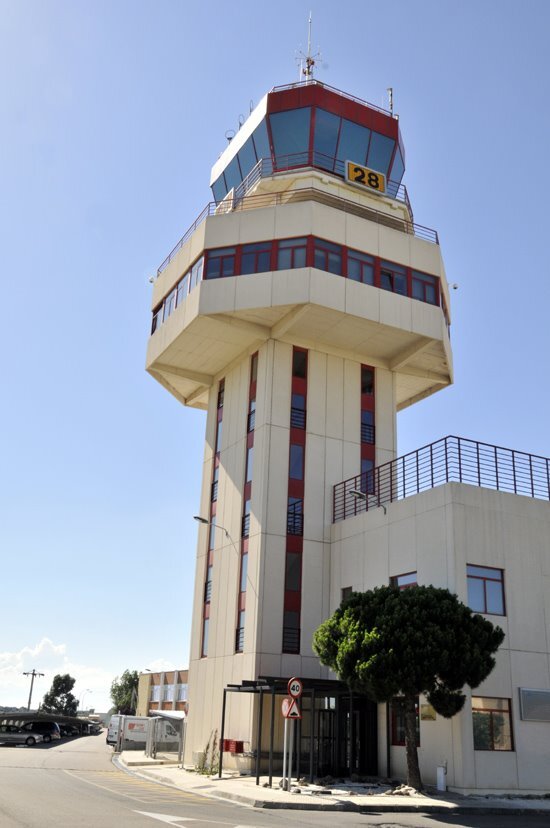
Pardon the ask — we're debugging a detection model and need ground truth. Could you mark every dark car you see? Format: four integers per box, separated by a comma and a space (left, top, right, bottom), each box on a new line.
59, 724, 79, 737
21, 721, 61, 743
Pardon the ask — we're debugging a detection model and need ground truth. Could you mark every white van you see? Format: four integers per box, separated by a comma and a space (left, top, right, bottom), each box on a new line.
106, 715, 121, 746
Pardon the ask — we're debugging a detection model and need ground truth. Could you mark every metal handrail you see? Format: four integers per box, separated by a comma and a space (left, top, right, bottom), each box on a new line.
333, 435, 550, 522
157, 181, 436, 275
270, 79, 394, 118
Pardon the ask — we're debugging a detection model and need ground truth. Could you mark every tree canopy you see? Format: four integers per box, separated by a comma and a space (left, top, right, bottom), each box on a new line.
41, 674, 78, 716
110, 669, 139, 714
312, 585, 504, 789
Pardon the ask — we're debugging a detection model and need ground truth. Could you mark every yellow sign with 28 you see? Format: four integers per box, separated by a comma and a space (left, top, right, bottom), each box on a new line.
345, 161, 386, 194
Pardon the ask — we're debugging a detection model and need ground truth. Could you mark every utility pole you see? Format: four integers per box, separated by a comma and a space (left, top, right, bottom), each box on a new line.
23, 669, 44, 710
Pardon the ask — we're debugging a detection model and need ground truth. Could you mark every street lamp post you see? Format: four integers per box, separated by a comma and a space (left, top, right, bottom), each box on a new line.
23, 670, 44, 710
193, 515, 257, 600
79, 689, 92, 711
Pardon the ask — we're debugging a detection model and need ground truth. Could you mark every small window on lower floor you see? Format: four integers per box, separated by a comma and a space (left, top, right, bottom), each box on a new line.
472, 697, 514, 751
235, 610, 245, 653
391, 697, 420, 746
282, 611, 300, 653
201, 618, 209, 658
467, 564, 505, 615
341, 586, 352, 602
390, 572, 417, 590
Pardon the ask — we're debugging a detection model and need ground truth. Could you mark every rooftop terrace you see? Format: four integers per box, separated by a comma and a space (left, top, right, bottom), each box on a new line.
333, 435, 550, 522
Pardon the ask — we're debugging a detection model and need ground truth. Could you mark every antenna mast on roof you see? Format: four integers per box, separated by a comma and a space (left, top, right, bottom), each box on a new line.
297, 12, 321, 83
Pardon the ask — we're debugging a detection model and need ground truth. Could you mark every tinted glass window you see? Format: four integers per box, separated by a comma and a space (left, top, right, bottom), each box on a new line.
283, 610, 300, 629
486, 580, 504, 615
313, 108, 340, 169
425, 284, 436, 304
277, 237, 307, 270
348, 250, 374, 284
381, 262, 407, 295
177, 273, 189, 304
240, 553, 248, 592
285, 553, 301, 591
313, 238, 342, 275
252, 119, 270, 161
391, 572, 418, 589
289, 444, 304, 479
246, 446, 254, 482
361, 366, 374, 394
270, 108, 311, 161
337, 118, 371, 166
361, 458, 373, 475
389, 146, 405, 185
251, 353, 258, 383
238, 137, 258, 180
208, 519, 216, 550
467, 577, 485, 611
206, 248, 235, 279
202, 618, 209, 656
241, 242, 272, 274
367, 132, 395, 175
212, 175, 227, 203
224, 156, 242, 192
292, 349, 307, 378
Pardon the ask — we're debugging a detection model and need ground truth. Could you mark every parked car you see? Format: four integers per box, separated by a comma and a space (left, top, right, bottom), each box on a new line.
0, 724, 44, 746
21, 721, 61, 743
59, 724, 79, 737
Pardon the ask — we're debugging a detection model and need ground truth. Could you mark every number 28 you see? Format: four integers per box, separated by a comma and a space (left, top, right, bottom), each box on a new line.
352, 166, 382, 190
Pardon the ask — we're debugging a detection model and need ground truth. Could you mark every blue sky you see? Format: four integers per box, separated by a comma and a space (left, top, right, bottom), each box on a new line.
2, 1, 549, 713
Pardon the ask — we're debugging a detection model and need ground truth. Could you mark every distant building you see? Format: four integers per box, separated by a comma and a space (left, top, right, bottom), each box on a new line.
145, 75, 550, 793
136, 670, 188, 717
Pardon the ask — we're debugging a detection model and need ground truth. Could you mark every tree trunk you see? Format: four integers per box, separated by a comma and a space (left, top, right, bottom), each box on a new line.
404, 695, 422, 790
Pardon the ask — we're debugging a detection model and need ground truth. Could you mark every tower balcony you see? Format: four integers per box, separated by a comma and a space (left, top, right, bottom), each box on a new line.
146, 177, 452, 411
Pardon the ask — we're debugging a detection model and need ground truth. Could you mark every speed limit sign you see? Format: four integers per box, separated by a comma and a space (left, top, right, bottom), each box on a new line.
288, 677, 303, 698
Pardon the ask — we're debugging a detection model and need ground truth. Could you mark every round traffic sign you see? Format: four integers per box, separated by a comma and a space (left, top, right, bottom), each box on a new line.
288, 677, 303, 698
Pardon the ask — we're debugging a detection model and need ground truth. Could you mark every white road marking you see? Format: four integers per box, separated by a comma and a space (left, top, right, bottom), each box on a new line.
134, 813, 195, 824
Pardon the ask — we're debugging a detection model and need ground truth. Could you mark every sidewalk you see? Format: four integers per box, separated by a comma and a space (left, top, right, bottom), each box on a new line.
115, 751, 550, 815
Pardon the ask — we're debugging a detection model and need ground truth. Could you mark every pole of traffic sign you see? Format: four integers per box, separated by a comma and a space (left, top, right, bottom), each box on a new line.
288, 718, 294, 791
282, 717, 288, 787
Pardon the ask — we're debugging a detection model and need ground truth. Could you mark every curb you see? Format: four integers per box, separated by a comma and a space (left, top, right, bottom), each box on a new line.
113, 758, 550, 816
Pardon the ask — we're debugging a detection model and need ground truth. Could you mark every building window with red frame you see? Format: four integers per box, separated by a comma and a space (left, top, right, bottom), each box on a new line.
205, 247, 236, 279
277, 237, 308, 270
241, 241, 272, 274
412, 270, 438, 305
348, 249, 374, 284
313, 237, 342, 275
467, 565, 505, 615
472, 697, 514, 751
380, 260, 407, 295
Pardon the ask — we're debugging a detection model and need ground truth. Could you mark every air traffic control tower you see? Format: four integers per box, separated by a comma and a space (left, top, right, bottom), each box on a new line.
146, 78, 453, 775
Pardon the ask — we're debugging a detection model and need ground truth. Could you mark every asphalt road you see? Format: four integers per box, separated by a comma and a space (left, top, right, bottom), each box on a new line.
0, 734, 547, 828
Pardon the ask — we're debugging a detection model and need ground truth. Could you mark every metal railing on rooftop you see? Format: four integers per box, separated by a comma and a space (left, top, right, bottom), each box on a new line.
157, 165, 435, 275
270, 79, 395, 118
333, 435, 550, 522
